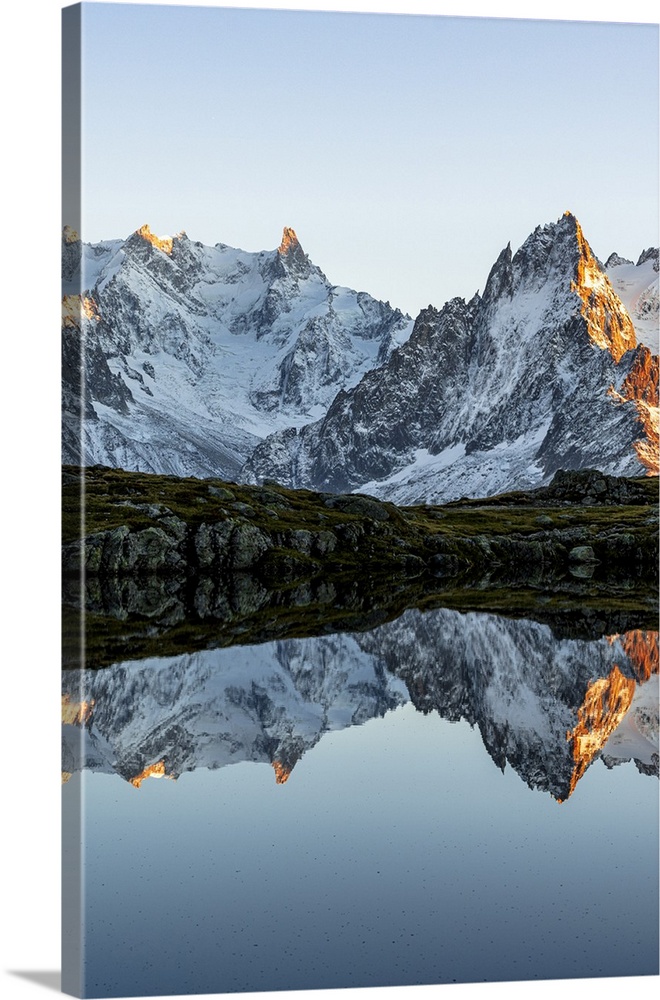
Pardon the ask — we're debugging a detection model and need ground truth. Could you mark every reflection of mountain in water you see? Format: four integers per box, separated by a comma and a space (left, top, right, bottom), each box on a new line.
62, 610, 659, 801
62, 634, 408, 788
360, 614, 658, 800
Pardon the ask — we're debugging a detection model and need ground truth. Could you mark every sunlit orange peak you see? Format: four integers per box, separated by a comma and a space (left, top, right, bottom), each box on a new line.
129, 760, 168, 789
278, 227, 300, 256
61, 694, 95, 726
135, 224, 174, 255
561, 665, 636, 802
272, 760, 292, 784
607, 348, 659, 475
568, 215, 637, 363
63, 225, 79, 243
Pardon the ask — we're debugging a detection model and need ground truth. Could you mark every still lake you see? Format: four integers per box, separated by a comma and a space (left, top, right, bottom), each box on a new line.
62, 606, 659, 998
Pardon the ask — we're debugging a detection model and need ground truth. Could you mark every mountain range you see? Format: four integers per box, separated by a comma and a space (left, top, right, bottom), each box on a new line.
62, 213, 659, 503
62, 223, 411, 481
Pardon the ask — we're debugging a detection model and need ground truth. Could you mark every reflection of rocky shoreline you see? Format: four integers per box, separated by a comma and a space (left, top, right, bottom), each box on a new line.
62, 609, 659, 802
61, 464, 658, 667
62, 563, 658, 671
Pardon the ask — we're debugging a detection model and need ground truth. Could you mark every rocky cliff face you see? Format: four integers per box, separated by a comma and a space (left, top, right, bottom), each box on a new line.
605, 247, 659, 353
61, 224, 411, 477
244, 214, 658, 502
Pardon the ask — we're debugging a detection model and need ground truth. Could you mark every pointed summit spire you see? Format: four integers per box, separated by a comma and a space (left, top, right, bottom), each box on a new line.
278, 226, 302, 256
272, 760, 293, 784
275, 226, 313, 278
568, 215, 637, 362
134, 224, 173, 255
482, 242, 513, 303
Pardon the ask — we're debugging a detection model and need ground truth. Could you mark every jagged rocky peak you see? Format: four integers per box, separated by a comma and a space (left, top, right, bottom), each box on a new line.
119, 224, 203, 297
62, 210, 657, 499
507, 210, 579, 280
61, 219, 412, 479
509, 211, 597, 281
486, 211, 602, 305
278, 226, 301, 256
605, 252, 634, 268
637, 247, 659, 270
244, 210, 657, 501
131, 223, 175, 255
275, 225, 313, 277
561, 211, 638, 363
482, 242, 513, 303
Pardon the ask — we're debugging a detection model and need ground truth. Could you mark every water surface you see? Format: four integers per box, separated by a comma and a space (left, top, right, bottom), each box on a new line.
62, 607, 659, 997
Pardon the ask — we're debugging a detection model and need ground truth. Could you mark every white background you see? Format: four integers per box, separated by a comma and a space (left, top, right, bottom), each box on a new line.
1, 2, 658, 1000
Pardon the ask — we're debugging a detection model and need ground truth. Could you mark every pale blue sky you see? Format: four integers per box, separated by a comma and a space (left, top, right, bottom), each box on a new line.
77, 1, 659, 315
1, 7, 659, 1000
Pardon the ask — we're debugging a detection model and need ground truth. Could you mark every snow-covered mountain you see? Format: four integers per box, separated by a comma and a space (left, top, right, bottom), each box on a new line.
62, 611, 659, 802
62, 213, 658, 503
61, 224, 411, 478
605, 247, 659, 354
245, 213, 658, 502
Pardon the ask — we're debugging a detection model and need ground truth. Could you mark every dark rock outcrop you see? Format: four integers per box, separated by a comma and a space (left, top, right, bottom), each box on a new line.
62, 466, 658, 591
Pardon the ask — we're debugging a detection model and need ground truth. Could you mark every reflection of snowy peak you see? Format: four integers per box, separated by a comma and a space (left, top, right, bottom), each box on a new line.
62, 610, 658, 801
605, 247, 659, 354
61, 224, 411, 478
362, 611, 658, 801
601, 674, 659, 775
62, 634, 408, 786
245, 214, 658, 502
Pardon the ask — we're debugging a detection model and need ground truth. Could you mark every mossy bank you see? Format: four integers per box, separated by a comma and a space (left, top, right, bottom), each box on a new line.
63, 464, 658, 581
61, 465, 658, 668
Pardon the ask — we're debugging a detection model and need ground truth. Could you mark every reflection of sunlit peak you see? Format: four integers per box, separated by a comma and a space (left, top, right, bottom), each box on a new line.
62, 772, 73, 785
272, 760, 293, 784
620, 631, 659, 682
560, 666, 636, 802
129, 760, 169, 789
605, 631, 659, 683
61, 694, 95, 726
135, 223, 174, 255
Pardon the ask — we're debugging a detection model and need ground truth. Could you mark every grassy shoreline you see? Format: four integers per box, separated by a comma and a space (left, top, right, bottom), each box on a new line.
62, 464, 658, 669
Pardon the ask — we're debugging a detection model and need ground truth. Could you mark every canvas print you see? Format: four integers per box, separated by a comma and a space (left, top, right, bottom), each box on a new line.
61, 3, 659, 998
